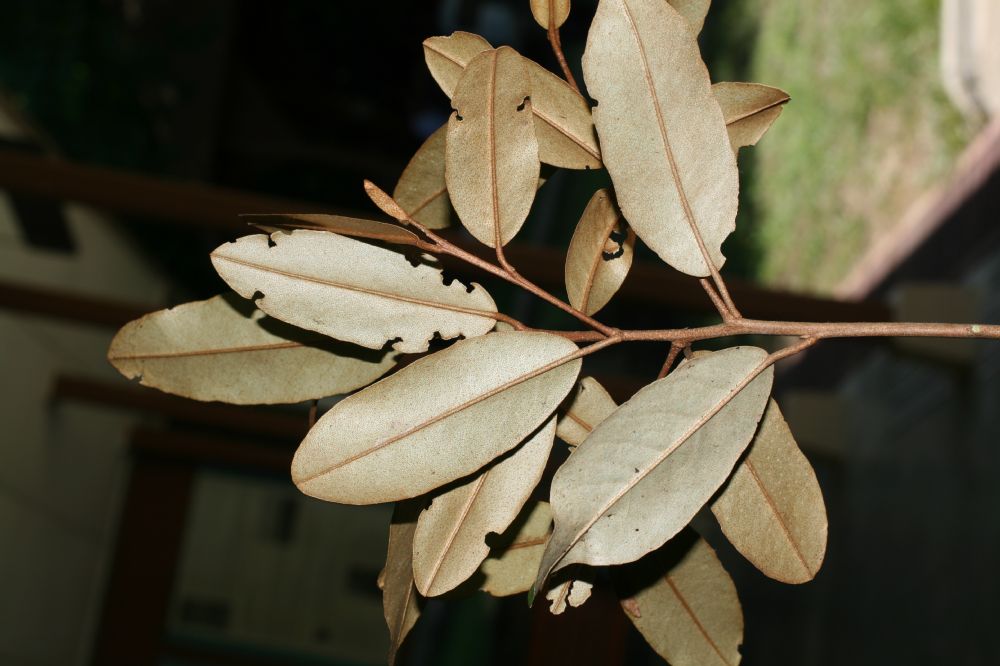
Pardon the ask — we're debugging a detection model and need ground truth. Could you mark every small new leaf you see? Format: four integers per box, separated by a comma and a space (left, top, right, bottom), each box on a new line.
713, 82, 790, 154
211, 230, 497, 354
583, 0, 739, 277
412, 418, 555, 596
565, 189, 635, 316
530, 0, 572, 29
292, 332, 582, 505
712, 399, 828, 584
108, 294, 396, 405
616, 532, 743, 666
536, 347, 773, 591
447, 47, 539, 248
392, 125, 452, 229
556, 376, 618, 447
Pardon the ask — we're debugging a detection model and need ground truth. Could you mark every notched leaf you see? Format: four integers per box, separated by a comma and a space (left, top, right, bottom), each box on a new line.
392, 125, 453, 229
210, 229, 498, 354
446, 47, 540, 248
564, 188, 635, 316
713, 81, 790, 154
480, 500, 553, 597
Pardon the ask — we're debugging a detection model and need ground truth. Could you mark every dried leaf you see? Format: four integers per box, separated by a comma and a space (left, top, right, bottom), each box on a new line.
713, 82, 790, 154
384, 500, 423, 666
413, 418, 556, 596
480, 500, 552, 597
582, 0, 739, 278
242, 213, 420, 246
530, 0, 572, 29
292, 331, 582, 505
535, 347, 774, 590
211, 229, 497, 354
564, 189, 635, 316
446, 47, 539, 248
108, 294, 397, 405
556, 376, 618, 447
617, 532, 743, 666
393, 125, 452, 229
667, 0, 711, 35
423, 31, 493, 98
546, 577, 594, 615
711, 400, 827, 584
424, 33, 602, 169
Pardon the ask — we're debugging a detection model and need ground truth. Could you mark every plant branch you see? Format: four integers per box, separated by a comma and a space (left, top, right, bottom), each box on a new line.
656, 342, 683, 380
547, 23, 581, 94
699, 279, 731, 319
364, 180, 617, 337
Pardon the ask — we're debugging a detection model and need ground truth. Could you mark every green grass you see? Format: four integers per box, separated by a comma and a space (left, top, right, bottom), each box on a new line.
706, 0, 973, 293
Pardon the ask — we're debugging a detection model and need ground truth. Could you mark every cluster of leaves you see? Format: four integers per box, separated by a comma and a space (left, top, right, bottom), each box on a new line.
108, 1, 828, 664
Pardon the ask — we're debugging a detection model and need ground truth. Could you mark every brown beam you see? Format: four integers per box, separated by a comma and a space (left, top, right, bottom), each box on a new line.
52, 375, 307, 441
0, 149, 890, 321
0, 280, 148, 328
131, 427, 293, 474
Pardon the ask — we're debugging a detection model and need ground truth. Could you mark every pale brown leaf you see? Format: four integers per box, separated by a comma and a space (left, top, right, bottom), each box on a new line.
108, 294, 396, 405
480, 500, 553, 597
530, 0, 571, 29
564, 189, 635, 316
383, 500, 423, 666
582, 0, 739, 278
424, 32, 602, 170
556, 376, 618, 447
546, 577, 593, 615
667, 0, 711, 35
412, 418, 556, 596
617, 532, 743, 666
423, 31, 493, 99
713, 82, 790, 154
211, 229, 497, 354
393, 124, 452, 229
242, 213, 420, 246
292, 331, 582, 505
535, 347, 774, 591
446, 47, 539, 248
711, 400, 828, 584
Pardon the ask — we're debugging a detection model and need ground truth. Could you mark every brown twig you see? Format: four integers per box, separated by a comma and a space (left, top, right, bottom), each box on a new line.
699, 278, 731, 320
656, 342, 683, 380
364, 181, 618, 337
548, 22, 581, 94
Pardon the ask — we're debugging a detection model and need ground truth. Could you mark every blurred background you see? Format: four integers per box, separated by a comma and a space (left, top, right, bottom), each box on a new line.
1, 0, 999, 664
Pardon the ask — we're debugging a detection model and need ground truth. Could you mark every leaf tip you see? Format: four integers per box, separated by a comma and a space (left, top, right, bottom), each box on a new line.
364, 179, 409, 223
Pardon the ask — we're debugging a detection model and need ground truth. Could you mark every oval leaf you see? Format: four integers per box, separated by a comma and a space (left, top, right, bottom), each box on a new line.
393, 124, 452, 229
535, 346, 773, 589
424, 32, 601, 170
211, 229, 497, 354
565, 189, 635, 316
413, 418, 556, 596
446, 47, 539, 248
668, 0, 711, 35
617, 532, 743, 666
383, 500, 423, 666
480, 500, 553, 597
292, 332, 582, 505
713, 82, 790, 154
243, 213, 420, 246
582, 0, 739, 277
423, 31, 493, 98
108, 294, 397, 405
556, 376, 618, 447
711, 399, 828, 583
530, 0, 571, 29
